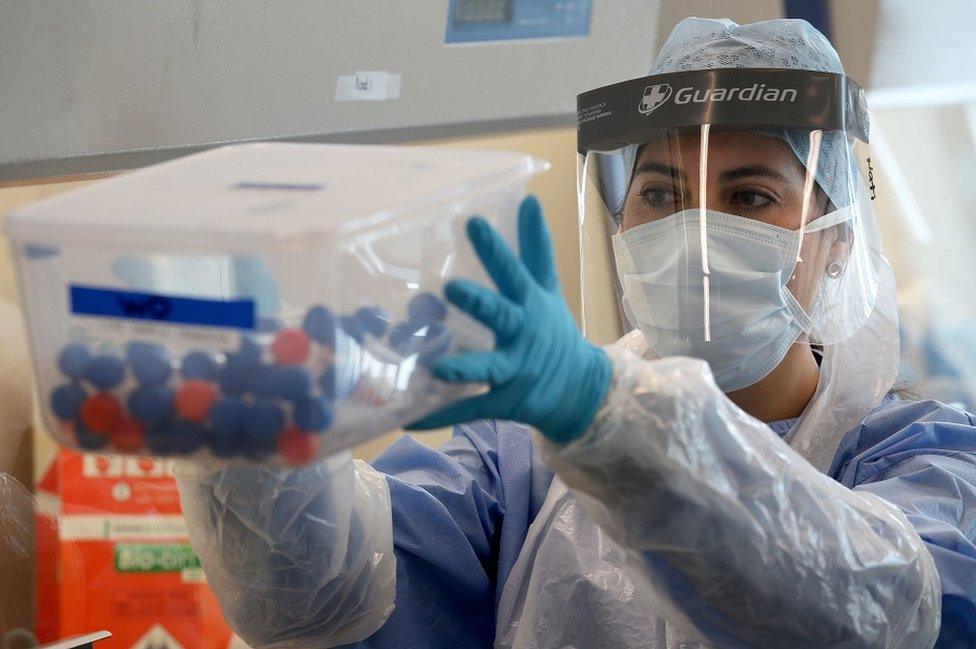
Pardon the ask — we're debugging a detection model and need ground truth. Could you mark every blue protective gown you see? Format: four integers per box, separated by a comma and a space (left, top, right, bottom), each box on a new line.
346, 397, 976, 648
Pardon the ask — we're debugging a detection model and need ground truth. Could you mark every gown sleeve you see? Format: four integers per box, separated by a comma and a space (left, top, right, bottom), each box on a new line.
540, 347, 942, 648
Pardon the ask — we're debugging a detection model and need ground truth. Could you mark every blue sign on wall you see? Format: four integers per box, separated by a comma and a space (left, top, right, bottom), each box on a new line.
446, 0, 591, 43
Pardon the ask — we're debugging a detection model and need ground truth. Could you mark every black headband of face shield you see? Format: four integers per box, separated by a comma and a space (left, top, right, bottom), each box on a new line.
577, 68, 869, 154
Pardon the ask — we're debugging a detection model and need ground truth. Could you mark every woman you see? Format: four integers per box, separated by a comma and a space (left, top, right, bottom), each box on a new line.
177, 18, 976, 648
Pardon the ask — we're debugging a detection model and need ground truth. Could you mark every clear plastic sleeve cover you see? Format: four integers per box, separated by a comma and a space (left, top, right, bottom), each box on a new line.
525, 347, 940, 647
175, 454, 396, 648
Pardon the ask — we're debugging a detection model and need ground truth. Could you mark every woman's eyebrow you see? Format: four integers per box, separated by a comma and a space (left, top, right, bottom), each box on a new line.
634, 161, 685, 180
635, 163, 789, 183
719, 165, 789, 182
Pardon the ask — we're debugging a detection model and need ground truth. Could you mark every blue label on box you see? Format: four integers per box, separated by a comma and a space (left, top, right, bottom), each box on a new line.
70, 285, 255, 329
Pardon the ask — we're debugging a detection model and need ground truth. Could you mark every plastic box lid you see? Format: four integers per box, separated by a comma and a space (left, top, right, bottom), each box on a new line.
4, 143, 546, 248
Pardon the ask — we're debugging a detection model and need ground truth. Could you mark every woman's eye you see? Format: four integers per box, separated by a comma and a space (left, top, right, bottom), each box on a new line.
731, 190, 775, 209
638, 186, 679, 209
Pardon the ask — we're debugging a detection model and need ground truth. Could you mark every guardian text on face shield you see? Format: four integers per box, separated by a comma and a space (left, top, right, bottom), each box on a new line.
674, 83, 798, 104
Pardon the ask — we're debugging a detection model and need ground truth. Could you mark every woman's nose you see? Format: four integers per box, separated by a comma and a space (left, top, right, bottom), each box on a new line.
678, 183, 714, 211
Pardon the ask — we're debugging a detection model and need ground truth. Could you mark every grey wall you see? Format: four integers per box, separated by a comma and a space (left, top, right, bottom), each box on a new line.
871, 0, 976, 90
0, 1, 659, 183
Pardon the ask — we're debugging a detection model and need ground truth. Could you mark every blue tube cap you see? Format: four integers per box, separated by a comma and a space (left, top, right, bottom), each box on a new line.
127, 341, 172, 385
128, 385, 175, 424
181, 350, 217, 380
408, 292, 447, 325
58, 343, 91, 379
84, 353, 126, 389
294, 396, 333, 433
51, 383, 86, 420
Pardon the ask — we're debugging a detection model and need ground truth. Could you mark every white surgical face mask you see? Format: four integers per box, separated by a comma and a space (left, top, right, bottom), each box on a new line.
611, 208, 849, 392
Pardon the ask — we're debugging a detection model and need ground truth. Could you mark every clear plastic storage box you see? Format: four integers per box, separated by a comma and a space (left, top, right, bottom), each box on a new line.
6, 143, 548, 464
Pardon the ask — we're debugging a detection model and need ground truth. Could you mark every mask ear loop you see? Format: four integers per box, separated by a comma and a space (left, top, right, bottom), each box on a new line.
699, 123, 711, 341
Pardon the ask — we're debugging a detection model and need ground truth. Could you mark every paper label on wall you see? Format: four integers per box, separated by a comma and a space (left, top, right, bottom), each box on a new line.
335, 71, 402, 101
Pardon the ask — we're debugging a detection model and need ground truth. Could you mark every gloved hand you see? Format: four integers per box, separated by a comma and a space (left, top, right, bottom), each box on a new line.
407, 196, 611, 443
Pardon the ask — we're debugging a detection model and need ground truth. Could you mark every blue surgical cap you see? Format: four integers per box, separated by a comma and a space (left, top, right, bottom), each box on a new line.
625, 17, 855, 210
649, 17, 842, 76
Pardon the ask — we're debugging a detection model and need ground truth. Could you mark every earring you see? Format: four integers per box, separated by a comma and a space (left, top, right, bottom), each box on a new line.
827, 262, 844, 279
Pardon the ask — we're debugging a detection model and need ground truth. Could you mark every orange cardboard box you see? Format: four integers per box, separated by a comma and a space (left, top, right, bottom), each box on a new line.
36, 450, 240, 649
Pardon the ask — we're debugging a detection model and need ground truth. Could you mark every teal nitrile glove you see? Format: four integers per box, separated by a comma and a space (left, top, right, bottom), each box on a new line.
407, 196, 612, 443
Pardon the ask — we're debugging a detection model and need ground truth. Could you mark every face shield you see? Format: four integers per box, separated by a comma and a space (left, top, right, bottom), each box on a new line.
578, 67, 880, 392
